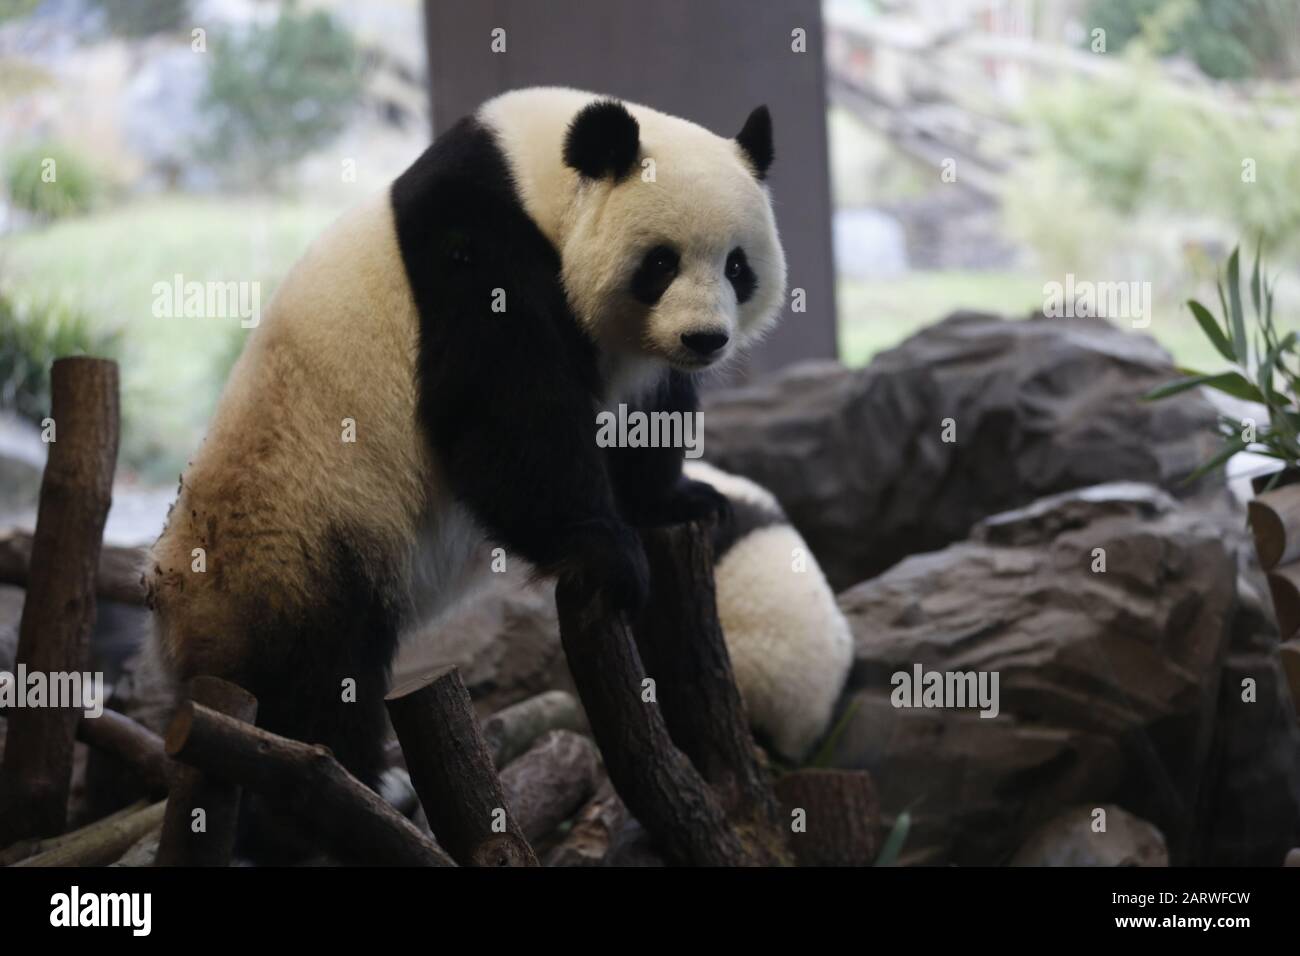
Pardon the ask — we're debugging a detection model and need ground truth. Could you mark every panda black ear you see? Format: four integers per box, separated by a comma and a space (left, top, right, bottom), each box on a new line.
735, 105, 773, 180
563, 100, 640, 180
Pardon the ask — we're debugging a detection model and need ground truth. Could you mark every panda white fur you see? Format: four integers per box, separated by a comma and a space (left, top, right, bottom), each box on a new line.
684, 462, 852, 762
147, 86, 838, 807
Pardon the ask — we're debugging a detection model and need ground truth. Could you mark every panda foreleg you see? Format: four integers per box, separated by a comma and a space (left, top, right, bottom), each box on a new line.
605, 371, 731, 528
417, 302, 650, 614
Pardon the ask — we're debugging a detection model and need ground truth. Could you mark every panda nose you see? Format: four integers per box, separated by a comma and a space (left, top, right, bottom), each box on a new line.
681, 331, 729, 357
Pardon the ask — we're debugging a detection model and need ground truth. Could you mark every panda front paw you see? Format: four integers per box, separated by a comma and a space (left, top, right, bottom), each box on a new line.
557, 518, 650, 615
632, 477, 732, 529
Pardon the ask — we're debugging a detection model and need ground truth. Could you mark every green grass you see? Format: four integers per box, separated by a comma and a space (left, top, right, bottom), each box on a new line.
0, 195, 340, 479
838, 271, 1228, 370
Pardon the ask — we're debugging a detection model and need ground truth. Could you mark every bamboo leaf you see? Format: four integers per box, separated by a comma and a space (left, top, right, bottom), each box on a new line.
1250, 240, 1262, 322
1145, 371, 1264, 403
1226, 247, 1247, 365
1186, 300, 1235, 362
874, 810, 911, 867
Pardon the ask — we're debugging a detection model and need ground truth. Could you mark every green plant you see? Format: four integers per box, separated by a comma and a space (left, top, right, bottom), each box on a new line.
1085, 0, 1300, 79
0, 290, 121, 424
3, 142, 100, 220
1144, 244, 1299, 486
198, 5, 363, 188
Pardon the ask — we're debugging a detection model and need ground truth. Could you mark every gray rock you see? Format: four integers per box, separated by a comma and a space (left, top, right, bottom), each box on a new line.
1010, 804, 1168, 867
703, 312, 1220, 590
829, 483, 1237, 864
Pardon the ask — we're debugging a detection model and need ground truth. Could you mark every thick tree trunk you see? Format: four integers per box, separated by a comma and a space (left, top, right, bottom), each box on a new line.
554, 576, 755, 865
774, 768, 880, 866
633, 522, 789, 863
386, 667, 537, 866
0, 357, 119, 844
166, 700, 453, 866
155, 676, 257, 866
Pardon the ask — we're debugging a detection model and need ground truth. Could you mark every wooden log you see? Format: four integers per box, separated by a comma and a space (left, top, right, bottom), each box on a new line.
166, 700, 453, 866
0, 798, 149, 865
1249, 484, 1300, 571
156, 676, 257, 866
16, 799, 165, 867
1279, 638, 1300, 717
482, 690, 584, 768
0, 357, 119, 844
76, 707, 170, 796
544, 777, 629, 867
385, 666, 537, 866
0, 529, 146, 606
633, 522, 787, 861
498, 730, 600, 843
774, 769, 880, 867
1266, 562, 1300, 642
554, 576, 754, 866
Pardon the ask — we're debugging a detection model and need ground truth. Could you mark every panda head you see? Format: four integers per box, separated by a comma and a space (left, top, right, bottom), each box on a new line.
559, 99, 786, 374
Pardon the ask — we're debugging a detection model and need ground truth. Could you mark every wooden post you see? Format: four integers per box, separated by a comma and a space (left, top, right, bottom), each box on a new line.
634, 522, 788, 860
166, 700, 453, 866
155, 676, 257, 866
385, 667, 537, 866
0, 357, 119, 844
554, 577, 755, 865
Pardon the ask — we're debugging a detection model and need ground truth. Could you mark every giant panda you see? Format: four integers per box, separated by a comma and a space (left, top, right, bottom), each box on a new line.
146, 86, 841, 810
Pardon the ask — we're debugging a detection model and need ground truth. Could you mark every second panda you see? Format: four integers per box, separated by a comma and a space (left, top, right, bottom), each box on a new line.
147, 87, 847, 800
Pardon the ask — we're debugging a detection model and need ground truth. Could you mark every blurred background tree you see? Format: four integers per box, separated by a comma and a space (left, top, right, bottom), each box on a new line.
198, 5, 363, 188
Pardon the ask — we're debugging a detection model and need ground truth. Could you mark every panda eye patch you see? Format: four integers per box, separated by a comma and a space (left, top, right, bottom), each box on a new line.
630, 244, 680, 305
725, 247, 756, 303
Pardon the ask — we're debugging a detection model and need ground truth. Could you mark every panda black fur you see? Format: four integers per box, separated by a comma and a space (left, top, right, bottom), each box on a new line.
147, 87, 836, 818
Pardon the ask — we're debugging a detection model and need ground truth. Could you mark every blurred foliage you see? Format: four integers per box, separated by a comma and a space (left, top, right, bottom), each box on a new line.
3, 142, 101, 221
1, 195, 336, 478
91, 0, 191, 38
1086, 0, 1300, 79
0, 289, 121, 424
1004, 57, 1300, 281
198, 5, 363, 188
1146, 245, 1300, 482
